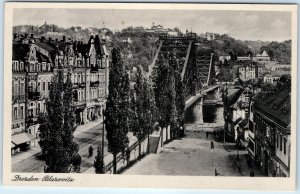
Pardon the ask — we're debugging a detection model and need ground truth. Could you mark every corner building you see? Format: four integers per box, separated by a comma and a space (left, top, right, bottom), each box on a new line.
11, 33, 109, 154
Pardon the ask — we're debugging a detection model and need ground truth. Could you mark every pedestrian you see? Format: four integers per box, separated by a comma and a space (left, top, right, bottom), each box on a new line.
238, 163, 242, 174
89, 146, 94, 157
206, 131, 209, 139
211, 139, 214, 152
250, 169, 255, 177
215, 168, 219, 176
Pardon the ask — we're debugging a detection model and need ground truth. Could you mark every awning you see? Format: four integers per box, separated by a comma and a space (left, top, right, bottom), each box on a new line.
11, 133, 34, 145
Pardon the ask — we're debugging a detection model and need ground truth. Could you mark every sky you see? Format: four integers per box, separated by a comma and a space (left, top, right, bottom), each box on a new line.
13, 8, 292, 42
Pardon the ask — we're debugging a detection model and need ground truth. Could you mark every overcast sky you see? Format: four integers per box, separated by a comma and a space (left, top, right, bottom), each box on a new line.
13, 8, 292, 41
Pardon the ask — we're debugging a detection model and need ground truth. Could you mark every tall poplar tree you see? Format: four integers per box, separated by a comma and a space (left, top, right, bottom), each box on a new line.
39, 69, 78, 173
105, 48, 130, 174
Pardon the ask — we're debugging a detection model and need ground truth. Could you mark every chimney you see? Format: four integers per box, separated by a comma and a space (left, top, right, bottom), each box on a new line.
30, 34, 34, 39
48, 37, 52, 42
25, 33, 28, 38
55, 38, 58, 42
63, 36, 66, 42
41, 36, 45, 42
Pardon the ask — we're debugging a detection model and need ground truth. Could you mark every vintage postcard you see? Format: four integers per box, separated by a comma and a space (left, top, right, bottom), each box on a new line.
3, 2, 297, 190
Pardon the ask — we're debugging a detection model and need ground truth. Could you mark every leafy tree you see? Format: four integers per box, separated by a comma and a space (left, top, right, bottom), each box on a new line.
94, 145, 105, 174
130, 66, 156, 156
260, 40, 291, 63
173, 59, 185, 138
105, 48, 130, 174
39, 69, 78, 173
261, 82, 275, 91
131, 66, 147, 157
153, 53, 177, 141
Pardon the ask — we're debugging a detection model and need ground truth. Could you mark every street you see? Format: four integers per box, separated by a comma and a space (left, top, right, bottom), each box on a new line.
12, 119, 107, 173
123, 130, 259, 176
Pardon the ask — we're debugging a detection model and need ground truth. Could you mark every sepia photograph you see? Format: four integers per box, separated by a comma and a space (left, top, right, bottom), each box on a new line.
3, 2, 297, 190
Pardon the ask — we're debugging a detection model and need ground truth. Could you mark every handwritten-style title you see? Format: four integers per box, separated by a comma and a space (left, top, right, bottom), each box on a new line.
12, 175, 75, 182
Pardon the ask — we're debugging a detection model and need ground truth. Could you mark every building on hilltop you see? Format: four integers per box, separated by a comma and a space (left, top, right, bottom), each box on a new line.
238, 62, 258, 81
253, 50, 271, 62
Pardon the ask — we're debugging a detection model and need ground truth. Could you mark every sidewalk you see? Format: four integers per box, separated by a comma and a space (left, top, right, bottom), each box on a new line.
12, 145, 41, 165
12, 117, 104, 167
83, 132, 138, 174
74, 117, 103, 136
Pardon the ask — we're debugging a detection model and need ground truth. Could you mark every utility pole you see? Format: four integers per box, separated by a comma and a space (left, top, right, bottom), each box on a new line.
102, 109, 105, 157
223, 82, 228, 144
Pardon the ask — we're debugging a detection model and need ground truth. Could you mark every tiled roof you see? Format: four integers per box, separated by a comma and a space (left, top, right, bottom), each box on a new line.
271, 70, 290, 77
253, 83, 291, 128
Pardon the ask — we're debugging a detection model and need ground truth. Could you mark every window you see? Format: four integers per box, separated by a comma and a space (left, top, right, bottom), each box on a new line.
20, 106, 24, 118
266, 125, 270, 138
277, 132, 279, 148
38, 82, 41, 92
284, 138, 287, 155
37, 103, 40, 115
280, 134, 283, 151
14, 107, 17, 119
14, 83, 18, 95
48, 82, 51, 90
42, 82, 45, 91
21, 83, 25, 94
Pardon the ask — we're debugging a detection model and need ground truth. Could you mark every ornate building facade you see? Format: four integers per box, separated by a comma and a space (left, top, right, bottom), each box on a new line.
11, 33, 109, 154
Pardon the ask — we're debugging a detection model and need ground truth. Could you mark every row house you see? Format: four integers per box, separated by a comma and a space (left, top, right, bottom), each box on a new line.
252, 81, 291, 177
11, 33, 109, 154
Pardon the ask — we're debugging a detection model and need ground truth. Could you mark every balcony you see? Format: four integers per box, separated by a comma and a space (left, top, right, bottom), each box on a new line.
74, 82, 86, 88
26, 115, 38, 125
28, 91, 40, 100
90, 81, 99, 87
12, 94, 26, 103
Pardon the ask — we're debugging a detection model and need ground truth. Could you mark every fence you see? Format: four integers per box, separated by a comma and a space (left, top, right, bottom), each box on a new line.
104, 135, 149, 174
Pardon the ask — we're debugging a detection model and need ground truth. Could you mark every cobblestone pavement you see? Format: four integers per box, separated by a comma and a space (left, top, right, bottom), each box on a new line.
123, 130, 260, 177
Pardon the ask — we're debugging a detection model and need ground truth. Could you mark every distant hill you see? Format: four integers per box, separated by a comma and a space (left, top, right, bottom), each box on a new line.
244, 40, 271, 54
13, 24, 292, 68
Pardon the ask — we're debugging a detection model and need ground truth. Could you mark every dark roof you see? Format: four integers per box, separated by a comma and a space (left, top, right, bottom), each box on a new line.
254, 83, 291, 128
13, 44, 30, 61
35, 40, 56, 53
76, 44, 89, 57
88, 35, 105, 56
227, 88, 244, 106
234, 117, 243, 125
36, 51, 51, 63
238, 119, 249, 129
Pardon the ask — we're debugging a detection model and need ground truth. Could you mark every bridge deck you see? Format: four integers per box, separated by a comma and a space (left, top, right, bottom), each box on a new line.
185, 84, 221, 110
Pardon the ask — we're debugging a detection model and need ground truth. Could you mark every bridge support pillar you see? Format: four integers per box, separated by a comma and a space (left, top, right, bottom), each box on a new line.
194, 97, 204, 124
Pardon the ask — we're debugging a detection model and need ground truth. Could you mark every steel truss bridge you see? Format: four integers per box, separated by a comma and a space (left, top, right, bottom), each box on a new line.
149, 33, 216, 101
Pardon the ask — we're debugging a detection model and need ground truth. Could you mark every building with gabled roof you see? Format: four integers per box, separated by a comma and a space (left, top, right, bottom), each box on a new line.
252, 80, 291, 177
11, 32, 109, 155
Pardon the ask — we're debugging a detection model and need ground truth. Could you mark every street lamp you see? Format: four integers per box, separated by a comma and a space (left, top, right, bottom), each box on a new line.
236, 134, 240, 161
102, 109, 105, 157
222, 82, 228, 144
